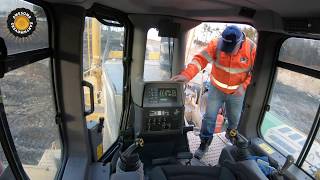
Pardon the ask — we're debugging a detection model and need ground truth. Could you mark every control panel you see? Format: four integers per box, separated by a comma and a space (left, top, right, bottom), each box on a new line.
143, 108, 182, 132
135, 82, 184, 136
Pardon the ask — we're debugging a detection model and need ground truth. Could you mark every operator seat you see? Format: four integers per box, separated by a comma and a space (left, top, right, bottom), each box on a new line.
150, 158, 270, 180
150, 165, 236, 180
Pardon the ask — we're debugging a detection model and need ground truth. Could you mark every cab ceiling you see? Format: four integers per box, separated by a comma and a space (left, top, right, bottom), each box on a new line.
44, 0, 320, 20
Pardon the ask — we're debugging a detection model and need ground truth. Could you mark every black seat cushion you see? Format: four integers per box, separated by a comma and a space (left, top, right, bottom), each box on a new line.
150, 165, 236, 180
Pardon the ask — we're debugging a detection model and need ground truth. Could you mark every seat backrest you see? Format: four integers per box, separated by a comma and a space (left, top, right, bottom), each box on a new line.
150, 165, 236, 180
221, 159, 269, 180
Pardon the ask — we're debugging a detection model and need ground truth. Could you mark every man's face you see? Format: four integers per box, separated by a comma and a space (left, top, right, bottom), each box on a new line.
229, 40, 242, 55
219, 35, 243, 55
220, 26, 244, 55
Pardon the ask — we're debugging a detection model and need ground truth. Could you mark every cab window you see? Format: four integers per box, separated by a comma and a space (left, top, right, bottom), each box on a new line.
144, 28, 174, 81
0, 59, 61, 179
83, 17, 124, 151
0, 1, 62, 179
260, 37, 320, 177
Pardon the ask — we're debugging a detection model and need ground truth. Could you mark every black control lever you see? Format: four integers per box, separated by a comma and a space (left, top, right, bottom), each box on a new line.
279, 155, 294, 175
235, 133, 251, 161
98, 117, 104, 133
121, 138, 144, 159
270, 155, 294, 180
226, 130, 251, 161
117, 138, 144, 172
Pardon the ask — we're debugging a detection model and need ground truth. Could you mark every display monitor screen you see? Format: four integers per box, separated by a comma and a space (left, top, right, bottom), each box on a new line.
158, 88, 177, 102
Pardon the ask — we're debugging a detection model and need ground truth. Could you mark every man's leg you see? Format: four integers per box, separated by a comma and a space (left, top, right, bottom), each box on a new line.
194, 84, 224, 159
225, 93, 245, 140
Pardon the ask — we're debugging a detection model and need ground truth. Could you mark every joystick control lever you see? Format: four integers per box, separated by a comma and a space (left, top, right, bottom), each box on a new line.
235, 133, 250, 161
121, 138, 144, 159
279, 155, 294, 175
117, 138, 144, 172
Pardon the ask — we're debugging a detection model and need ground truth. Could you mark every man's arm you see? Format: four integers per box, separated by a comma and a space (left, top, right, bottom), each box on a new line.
173, 40, 217, 82
233, 41, 256, 96
242, 42, 257, 90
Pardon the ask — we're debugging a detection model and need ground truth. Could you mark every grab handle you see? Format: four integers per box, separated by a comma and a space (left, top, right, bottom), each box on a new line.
82, 80, 95, 116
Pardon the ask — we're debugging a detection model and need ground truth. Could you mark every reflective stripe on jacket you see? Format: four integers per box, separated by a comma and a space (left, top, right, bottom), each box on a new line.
181, 38, 256, 94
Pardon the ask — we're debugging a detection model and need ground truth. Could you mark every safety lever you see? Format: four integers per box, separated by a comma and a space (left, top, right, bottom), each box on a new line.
279, 155, 294, 175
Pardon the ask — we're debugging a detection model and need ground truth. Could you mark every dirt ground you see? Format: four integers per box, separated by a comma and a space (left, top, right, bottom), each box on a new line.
0, 60, 60, 165
268, 68, 319, 140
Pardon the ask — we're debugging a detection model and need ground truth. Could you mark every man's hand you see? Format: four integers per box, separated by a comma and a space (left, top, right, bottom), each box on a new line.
233, 84, 245, 96
171, 74, 189, 83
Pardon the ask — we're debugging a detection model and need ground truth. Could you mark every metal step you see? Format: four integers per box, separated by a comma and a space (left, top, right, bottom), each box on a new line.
187, 131, 231, 166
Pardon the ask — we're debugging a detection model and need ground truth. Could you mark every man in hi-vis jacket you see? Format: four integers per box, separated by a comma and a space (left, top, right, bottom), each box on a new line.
172, 25, 256, 159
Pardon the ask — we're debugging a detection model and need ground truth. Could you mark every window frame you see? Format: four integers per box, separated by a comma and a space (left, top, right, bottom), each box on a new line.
82, 16, 126, 152
258, 35, 320, 178
85, 4, 133, 160
0, 100, 28, 180
0, 0, 66, 179
143, 30, 175, 82
299, 106, 320, 170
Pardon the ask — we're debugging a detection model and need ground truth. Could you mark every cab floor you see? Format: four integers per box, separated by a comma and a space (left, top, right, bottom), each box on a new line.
187, 131, 230, 166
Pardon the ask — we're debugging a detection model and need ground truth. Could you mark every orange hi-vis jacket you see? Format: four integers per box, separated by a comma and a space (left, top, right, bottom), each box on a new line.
181, 38, 256, 94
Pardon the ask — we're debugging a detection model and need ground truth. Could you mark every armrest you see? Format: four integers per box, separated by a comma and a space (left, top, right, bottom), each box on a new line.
111, 171, 143, 180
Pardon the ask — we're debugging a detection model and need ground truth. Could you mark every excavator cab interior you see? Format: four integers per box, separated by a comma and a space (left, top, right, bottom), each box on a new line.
0, 0, 319, 180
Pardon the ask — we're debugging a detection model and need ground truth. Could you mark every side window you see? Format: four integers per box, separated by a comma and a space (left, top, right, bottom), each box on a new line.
261, 68, 319, 160
302, 129, 320, 178
279, 38, 320, 71
260, 38, 320, 171
0, 59, 62, 179
144, 28, 174, 81
83, 17, 124, 151
0, 1, 61, 179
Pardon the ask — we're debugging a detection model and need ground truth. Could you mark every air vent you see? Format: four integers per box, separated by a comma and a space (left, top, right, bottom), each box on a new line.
283, 18, 313, 32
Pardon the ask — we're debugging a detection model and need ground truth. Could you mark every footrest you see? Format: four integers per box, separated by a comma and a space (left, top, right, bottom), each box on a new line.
187, 131, 230, 166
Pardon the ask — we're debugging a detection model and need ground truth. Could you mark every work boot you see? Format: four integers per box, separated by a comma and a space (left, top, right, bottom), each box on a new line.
225, 128, 238, 144
194, 138, 213, 159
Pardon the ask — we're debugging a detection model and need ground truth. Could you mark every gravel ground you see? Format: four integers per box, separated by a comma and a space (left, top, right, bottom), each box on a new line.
270, 81, 319, 140
0, 60, 60, 165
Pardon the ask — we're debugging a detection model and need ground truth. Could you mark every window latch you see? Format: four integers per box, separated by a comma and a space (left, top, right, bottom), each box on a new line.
55, 113, 62, 124
265, 105, 270, 112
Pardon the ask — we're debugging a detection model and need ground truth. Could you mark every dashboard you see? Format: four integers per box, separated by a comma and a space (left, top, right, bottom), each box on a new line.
134, 82, 184, 136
